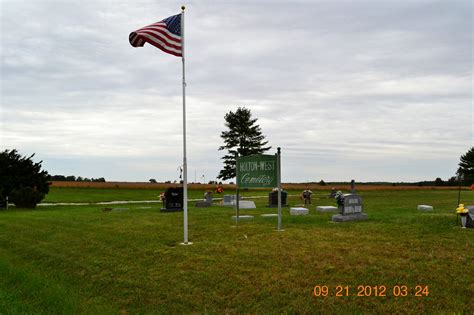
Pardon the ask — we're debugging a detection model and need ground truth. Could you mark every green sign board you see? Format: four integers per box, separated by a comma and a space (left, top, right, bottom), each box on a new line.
236, 154, 278, 188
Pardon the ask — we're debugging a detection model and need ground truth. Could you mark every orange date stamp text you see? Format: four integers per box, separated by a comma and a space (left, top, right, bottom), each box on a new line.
313, 285, 429, 297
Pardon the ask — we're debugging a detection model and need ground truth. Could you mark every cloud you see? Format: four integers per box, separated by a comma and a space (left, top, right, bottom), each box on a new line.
1, 0, 472, 182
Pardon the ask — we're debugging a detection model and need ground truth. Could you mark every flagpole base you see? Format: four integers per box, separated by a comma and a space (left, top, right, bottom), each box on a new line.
275, 229, 285, 232
180, 242, 193, 246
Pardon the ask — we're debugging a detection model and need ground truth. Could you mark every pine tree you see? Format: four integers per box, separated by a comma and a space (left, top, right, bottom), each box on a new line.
0, 149, 50, 208
218, 107, 271, 180
458, 147, 474, 185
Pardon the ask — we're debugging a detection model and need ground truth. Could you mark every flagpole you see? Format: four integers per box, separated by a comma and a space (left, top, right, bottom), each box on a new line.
180, 5, 191, 245
277, 147, 283, 232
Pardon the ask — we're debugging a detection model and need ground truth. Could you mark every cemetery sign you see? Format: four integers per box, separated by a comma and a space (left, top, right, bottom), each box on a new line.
237, 154, 277, 189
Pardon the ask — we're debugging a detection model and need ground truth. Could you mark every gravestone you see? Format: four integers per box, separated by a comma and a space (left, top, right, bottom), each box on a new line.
195, 191, 213, 207
466, 206, 474, 228
351, 179, 356, 194
236, 200, 256, 209
232, 215, 254, 221
160, 187, 183, 212
223, 195, 236, 206
195, 201, 212, 207
290, 207, 309, 215
267, 190, 288, 207
332, 194, 368, 222
316, 206, 338, 212
204, 192, 213, 203
417, 205, 433, 211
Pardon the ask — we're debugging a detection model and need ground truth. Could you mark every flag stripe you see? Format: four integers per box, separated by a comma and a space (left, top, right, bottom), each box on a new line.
136, 29, 181, 48
137, 33, 182, 55
146, 40, 182, 57
129, 13, 182, 57
138, 27, 181, 43
141, 23, 181, 40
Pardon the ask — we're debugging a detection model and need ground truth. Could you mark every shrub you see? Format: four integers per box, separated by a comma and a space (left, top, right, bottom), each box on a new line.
10, 187, 44, 208
0, 149, 50, 209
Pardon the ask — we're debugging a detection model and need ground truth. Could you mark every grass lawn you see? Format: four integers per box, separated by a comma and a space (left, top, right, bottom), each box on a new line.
0, 188, 472, 313
42, 186, 273, 203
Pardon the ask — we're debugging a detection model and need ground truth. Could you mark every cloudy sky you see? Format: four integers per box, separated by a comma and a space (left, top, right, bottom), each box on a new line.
1, 0, 472, 183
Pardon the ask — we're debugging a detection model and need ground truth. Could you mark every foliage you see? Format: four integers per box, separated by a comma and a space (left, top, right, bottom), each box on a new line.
48, 175, 105, 182
0, 149, 49, 208
457, 147, 474, 185
218, 107, 271, 180
434, 177, 444, 186
10, 187, 44, 208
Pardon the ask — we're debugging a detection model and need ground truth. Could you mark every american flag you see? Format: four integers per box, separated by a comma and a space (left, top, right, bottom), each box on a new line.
129, 14, 182, 57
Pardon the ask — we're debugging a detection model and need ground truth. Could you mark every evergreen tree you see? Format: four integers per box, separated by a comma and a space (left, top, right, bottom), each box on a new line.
218, 107, 271, 180
458, 147, 474, 185
0, 149, 50, 208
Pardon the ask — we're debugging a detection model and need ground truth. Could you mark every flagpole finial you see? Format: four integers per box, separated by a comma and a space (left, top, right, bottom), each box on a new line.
181, 5, 185, 10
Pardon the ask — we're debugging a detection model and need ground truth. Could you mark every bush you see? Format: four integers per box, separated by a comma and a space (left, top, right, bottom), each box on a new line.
0, 149, 50, 209
10, 187, 44, 208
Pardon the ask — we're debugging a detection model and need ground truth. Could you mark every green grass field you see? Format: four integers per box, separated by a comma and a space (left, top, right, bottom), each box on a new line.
1, 187, 472, 313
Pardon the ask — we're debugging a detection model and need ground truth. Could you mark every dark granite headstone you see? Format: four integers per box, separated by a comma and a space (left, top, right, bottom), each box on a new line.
161, 187, 183, 212
267, 190, 288, 207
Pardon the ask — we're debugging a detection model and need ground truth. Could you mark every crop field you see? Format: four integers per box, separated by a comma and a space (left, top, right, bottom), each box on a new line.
50, 180, 465, 191
0, 186, 472, 313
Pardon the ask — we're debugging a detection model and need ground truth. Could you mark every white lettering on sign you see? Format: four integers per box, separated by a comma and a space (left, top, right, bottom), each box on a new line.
239, 161, 276, 172
241, 173, 273, 185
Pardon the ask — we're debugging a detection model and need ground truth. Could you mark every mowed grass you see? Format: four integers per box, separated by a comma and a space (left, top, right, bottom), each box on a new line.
0, 188, 473, 313
42, 186, 273, 203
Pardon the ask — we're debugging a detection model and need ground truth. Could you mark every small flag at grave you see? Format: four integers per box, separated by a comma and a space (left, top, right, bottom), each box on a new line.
129, 14, 182, 57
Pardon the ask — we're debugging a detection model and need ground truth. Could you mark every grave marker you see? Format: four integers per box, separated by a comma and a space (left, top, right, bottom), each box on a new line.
195, 191, 213, 207
161, 187, 183, 212
290, 207, 309, 215
332, 193, 368, 222
267, 190, 288, 207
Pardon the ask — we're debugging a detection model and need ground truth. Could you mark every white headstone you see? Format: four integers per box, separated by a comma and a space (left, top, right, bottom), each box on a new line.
316, 206, 338, 212
290, 207, 309, 215
232, 215, 254, 220
417, 205, 433, 211
234, 200, 256, 209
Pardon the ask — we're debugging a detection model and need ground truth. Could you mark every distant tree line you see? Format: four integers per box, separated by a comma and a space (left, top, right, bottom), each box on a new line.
295, 180, 462, 187
301, 147, 474, 187
48, 175, 106, 182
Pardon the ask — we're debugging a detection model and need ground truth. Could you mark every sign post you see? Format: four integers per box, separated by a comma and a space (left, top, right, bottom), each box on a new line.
236, 150, 282, 230
235, 152, 240, 226
277, 147, 283, 231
